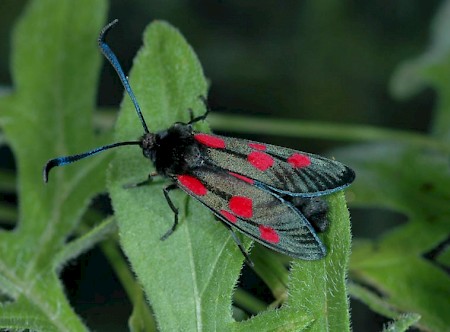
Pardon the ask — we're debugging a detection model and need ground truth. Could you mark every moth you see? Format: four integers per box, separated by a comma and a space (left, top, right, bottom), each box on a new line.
44, 20, 355, 263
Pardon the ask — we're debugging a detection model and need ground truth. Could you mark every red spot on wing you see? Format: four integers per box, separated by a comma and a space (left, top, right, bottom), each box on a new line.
248, 143, 266, 151
248, 151, 274, 171
194, 134, 226, 149
287, 153, 311, 168
177, 175, 207, 196
259, 225, 280, 243
229, 196, 253, 218
229, 172, 254, 184
220, 210, 237, 223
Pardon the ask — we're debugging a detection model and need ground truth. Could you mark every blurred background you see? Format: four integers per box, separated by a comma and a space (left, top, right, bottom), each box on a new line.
0, 0, 441, 331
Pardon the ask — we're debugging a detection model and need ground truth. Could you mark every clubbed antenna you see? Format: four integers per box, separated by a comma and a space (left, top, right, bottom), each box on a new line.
43, 141, 140, 183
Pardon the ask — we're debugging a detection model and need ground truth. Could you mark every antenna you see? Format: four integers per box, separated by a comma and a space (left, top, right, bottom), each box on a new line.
43, 141, 141, 182
99, 19, 150, 133
43, 20, 148, 183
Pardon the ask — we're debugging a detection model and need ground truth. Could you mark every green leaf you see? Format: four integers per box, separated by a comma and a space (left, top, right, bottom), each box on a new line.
0, 0, 108, 330
233, 308, 313, 332
235, 193, 351, 332
287, 193, 351, 331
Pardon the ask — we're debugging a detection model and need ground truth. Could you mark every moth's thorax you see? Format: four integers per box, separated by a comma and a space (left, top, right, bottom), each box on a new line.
142, 123, 206, 176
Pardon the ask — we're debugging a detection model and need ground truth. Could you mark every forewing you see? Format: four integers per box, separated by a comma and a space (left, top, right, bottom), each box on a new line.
174, 166, 326, 260
194, 133, 355, 196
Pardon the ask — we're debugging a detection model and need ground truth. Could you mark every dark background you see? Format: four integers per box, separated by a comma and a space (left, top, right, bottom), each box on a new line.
0, 1, 440, 331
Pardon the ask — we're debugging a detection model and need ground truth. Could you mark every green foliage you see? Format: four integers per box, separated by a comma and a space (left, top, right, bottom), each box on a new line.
344, 1, 450, 331
0, 0, 110, 331
3, 0, 448, 331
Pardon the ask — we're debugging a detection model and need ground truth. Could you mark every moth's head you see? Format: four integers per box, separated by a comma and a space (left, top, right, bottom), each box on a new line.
140, 133, 157, 160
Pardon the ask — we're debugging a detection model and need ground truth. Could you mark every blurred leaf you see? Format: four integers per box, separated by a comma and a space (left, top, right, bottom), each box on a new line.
391, 0, 450, 141
209, 114, 447, 150
0, 131, 6, 146
0, 202, 17, 224
341, 142, 449, 331
250, 245, 289, 302
340, 144, 450, 217
0, 0, 108, 330
0, 170, 16, 192
382, 313, 422, 332
342, 6, 450, 329
349, 282, 401, 319
54, 217, 116, 271
350, 226, 449, 331
97, 237, 156, 332
233, 288, 267, 315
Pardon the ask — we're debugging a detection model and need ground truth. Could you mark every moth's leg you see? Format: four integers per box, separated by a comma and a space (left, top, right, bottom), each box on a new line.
160, 183, 180, 241
221, 222, 254, 267
123, 171, 158, 189
187, 108, 195, 122
422, 235, 450, 274
188, 95, 210, 124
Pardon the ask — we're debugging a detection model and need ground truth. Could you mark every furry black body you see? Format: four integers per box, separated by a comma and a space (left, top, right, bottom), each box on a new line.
141, 123, 205, 177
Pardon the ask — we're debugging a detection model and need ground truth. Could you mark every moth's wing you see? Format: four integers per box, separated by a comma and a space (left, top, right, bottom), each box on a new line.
194, 133, 355, 196
174, 166, 326, 260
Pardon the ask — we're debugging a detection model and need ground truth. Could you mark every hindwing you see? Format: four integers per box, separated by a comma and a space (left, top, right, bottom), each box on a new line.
174, 166, 326, 259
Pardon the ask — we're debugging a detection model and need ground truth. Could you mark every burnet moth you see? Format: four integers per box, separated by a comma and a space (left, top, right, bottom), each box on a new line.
43, 20, 355, 264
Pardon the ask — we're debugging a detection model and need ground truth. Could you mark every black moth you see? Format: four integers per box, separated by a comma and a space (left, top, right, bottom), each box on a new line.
44, 20, 355, 264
